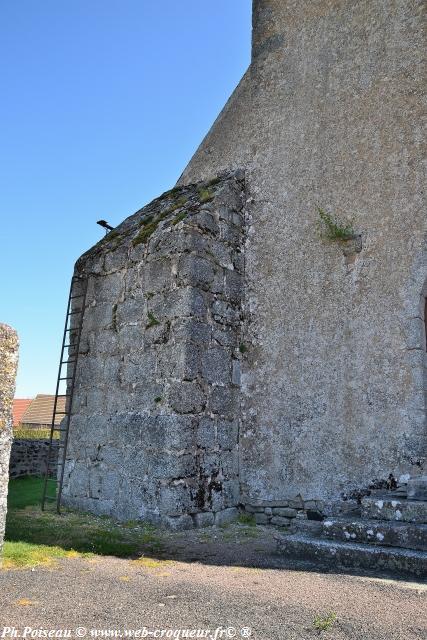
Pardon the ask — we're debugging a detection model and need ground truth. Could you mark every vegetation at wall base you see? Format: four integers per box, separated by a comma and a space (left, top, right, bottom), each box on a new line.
3, 477, 163, 569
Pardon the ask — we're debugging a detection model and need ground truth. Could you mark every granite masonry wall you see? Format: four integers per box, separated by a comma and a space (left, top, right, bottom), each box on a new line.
9, 439, 59, 479
0, 324, 19, 559
61, 173, 245, 528
65, 1, 426, 526
179, 0, 427, 511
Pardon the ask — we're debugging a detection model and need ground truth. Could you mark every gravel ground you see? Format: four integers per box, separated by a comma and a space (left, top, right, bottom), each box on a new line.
1, 526, 426, 640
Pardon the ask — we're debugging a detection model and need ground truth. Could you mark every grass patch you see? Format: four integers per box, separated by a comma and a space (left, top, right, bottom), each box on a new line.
313, 612, 337, 633
3, 478, 163, 569
7, 476, 49, 509
133, 556, 173, 569
13, 428, 58, 440
237, 512, 256, 526
2, 541, 80, 569
317, 207, 355, 241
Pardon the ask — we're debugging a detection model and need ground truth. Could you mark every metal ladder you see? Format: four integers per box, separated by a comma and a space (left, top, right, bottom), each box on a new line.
41, 274, 88, 512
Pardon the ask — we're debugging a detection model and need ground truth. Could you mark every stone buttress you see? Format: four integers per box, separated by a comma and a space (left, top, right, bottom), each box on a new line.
61, 173, 245, 528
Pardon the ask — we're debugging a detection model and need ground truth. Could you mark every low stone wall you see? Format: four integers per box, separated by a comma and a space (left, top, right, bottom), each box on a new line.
243, 499, 325, 527
9, 439, 59, 479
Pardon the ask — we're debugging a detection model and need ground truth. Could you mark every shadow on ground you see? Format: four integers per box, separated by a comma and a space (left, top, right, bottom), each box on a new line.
5, 477, 425, 585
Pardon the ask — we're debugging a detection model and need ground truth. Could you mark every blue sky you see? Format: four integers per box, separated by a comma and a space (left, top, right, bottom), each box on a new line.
0, 1, 251, 398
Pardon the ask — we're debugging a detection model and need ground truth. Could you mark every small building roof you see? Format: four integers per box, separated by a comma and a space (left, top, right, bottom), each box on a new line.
13, 399, 33, 426
20, 394, 66, 427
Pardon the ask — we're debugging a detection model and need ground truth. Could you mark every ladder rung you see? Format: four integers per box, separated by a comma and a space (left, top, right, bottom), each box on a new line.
42, 274, 87, 512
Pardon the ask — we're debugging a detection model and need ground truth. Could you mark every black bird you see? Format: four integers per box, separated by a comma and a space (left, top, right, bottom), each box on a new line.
97, 219, 114, 234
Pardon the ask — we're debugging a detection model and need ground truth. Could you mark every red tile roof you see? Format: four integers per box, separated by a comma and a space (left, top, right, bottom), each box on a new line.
13, 399, 33, 427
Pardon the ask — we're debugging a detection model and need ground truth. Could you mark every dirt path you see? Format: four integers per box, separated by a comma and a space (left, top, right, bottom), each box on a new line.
1, 527, 426, 640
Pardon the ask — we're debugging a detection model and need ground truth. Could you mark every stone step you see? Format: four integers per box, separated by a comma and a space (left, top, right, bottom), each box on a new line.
322, 517, 427, 551
407, 476, 427, 501
275, 532, 427, 579
361, 495, 427, 523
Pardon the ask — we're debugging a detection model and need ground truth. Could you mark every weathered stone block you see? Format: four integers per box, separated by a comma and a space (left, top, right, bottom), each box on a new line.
197, 417, 217, 450
217, 419, 239, 450
164, 514, 194, 530
142, 258, 172, 293
361, 496, 427, 524
168, 382, 205, 414
254, 512, 269, 524
271, 516, 291, 527
407, 476, 427, 501
173, 319, 211, 346
177, 254, 215, 289
214, 507, 239, 526
150, 453, 196, 480
149, 287, 206, 321
244, 504, 265, 513
159, 484, 195, 516
231, 360, 241, 386
193, 511, 215, 528
201, 347, 231, 385
224, 271, 243, 303
209, 387, 236, 417
272, 507, 297, 518
192, 210, 219, 234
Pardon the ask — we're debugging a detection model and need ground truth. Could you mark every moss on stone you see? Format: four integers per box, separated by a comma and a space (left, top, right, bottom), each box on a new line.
198, 187, 214, 203
133, 220, 159, 246
104, 230, 120, 241
205, 176, 221, 188
139, 215, 154, 227
146, 312, 160, 329
172, 211, 188, 225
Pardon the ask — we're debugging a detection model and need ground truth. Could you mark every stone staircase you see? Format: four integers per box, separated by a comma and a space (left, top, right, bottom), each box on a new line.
276, 477, 427, 580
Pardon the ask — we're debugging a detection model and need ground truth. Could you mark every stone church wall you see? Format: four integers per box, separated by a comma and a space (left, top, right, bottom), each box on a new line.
179, 0, 427, 510
62, 173, 245, 528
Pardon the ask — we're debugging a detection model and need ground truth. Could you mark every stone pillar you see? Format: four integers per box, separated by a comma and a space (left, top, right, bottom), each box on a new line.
0, 324, 19, 560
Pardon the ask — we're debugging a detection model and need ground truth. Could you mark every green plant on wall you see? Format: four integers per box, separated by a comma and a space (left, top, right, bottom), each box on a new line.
146, 312, 160, 329
317, 206, 355, 241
